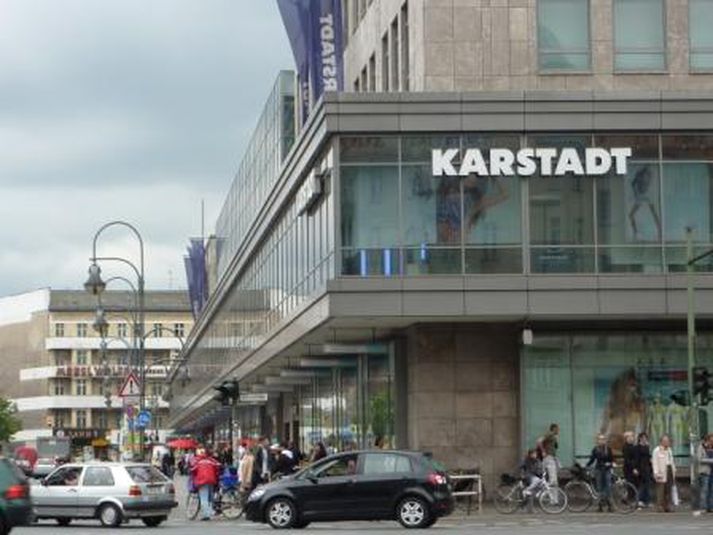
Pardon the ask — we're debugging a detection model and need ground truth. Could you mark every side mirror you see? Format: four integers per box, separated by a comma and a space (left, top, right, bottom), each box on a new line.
305, 471, 318, 484
41, 478, 48, 486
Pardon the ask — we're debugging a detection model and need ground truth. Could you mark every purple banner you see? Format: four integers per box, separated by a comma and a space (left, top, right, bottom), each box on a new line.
277, 0, 343, 122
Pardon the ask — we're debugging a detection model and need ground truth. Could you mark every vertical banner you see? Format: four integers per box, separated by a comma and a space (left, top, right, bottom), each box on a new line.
277, 0, 343, 123
277, 0, 311, 123
309, 0, 344, 98
184, 239, 208, 319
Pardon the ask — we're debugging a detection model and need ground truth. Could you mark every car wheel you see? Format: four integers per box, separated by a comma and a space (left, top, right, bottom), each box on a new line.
56, 518, 72, 527
397, 496, 430, 529
265, 498, 297, 529
98, 503, 122, 528
141, 516, 165, 527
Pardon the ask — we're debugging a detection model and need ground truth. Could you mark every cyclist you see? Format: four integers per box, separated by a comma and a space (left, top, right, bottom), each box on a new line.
587, 434, 614, 512
521, 449, 544, 499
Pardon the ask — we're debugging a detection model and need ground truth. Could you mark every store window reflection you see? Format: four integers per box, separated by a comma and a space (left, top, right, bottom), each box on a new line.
524, 334, 713, 466
297, 349, 396, 455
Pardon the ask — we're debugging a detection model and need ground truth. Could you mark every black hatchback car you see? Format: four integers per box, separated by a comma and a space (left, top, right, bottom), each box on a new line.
245, 450, 453, 529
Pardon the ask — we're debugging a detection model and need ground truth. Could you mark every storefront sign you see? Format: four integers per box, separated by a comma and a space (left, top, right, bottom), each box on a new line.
53, 428, 104, 440
432, 147, 632, 177
55, 364, 168, 378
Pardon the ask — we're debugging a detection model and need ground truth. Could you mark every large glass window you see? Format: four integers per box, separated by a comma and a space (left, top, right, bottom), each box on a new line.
690, 0, 713, 70
341, 166, 399, 275
614, 0, 666, 71
537, 0, 591, 71
524, 334, 713, 466
529, 135, 595, 273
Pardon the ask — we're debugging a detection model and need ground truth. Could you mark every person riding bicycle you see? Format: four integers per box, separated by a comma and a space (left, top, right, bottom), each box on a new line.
587, 434, 615, 512
521, 449, 545, 498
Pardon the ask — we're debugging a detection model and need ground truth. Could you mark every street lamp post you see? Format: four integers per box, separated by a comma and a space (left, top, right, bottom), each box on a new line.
686, 227, 713, 497
85, 221, 145, 460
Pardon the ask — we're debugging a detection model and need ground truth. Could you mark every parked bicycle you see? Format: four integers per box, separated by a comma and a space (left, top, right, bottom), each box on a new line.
494, 473, 568, 514
564, 463, 638, 514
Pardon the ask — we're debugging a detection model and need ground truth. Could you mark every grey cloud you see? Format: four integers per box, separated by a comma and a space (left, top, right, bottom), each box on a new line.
0, 0, 293, 294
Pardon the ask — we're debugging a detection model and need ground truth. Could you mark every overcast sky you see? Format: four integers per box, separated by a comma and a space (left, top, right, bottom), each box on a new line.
0, 0, 293, 296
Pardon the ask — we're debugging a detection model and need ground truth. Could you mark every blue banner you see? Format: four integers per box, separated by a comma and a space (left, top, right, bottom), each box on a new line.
277, 0, 343, 122
184, 238, 208, 319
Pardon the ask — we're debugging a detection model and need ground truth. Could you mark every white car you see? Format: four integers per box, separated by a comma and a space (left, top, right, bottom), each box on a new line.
31, 462, 177, 527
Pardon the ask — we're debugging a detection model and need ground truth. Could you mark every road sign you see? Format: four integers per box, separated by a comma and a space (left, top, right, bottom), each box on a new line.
136, 410, 151, 428
119, 372, 141, 398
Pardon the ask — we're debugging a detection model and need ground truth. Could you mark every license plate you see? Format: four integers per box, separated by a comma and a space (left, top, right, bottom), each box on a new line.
146, 486, 163, 495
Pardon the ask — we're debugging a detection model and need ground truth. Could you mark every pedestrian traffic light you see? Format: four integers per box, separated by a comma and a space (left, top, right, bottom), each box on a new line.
213, 379, 240, 406
693, 366, 711, 405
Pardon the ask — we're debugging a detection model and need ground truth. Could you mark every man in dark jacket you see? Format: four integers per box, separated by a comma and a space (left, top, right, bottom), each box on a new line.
253, 437, 271, 486
587, 434, 614, 512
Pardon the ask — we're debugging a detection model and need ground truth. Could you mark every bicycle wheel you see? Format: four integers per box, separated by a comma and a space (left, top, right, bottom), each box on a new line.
539, 486, 568, 514
221, 489, 245, 519
564, 481, 594, 513
185, 492, 200, 520
494, 483, 523, 514
612, 480, 638, 514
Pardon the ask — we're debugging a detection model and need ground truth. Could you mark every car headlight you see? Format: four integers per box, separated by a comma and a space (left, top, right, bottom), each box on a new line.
248, 488, 266, 501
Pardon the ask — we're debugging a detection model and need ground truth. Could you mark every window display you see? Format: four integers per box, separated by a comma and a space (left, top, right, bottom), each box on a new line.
524, 334, 713, 467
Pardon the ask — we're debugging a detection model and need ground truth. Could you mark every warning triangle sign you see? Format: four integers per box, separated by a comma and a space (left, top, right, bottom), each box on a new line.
119, 372, 141, 397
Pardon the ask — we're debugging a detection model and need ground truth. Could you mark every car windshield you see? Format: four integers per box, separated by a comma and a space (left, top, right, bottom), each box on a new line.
125, 465, 168, 483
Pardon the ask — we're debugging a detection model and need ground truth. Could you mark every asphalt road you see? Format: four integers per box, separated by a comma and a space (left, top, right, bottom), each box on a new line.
13, 513, 713, 534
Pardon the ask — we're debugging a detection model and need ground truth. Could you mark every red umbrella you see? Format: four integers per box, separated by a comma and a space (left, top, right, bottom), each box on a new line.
14, 446, 38, 473
167, 438, 198, 450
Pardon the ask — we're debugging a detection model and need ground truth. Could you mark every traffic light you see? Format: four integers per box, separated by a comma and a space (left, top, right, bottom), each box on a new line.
213, 379, 240, 406
693, 366, 711, 405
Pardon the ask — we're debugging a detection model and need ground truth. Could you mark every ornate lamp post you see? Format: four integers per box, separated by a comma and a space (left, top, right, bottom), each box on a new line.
85, 221, 146, 459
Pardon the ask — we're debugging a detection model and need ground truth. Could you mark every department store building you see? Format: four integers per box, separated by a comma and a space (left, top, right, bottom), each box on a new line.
169, 0, 713, 486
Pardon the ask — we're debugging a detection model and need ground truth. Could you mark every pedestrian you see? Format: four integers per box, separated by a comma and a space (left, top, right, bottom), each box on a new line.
190, 447, 221, 521
587, 434, 614, 512
652, 434, 676, 512
240, 447, 256, 495
695, 433, 713, 514
309, 441, 327, 463
635, 432, 653, 508
541, 423, 560, 485
622, 431, 638, 503
253, 437, 271, 485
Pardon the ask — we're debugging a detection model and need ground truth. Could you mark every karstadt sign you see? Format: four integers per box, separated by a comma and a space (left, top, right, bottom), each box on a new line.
432, 147, 633, 177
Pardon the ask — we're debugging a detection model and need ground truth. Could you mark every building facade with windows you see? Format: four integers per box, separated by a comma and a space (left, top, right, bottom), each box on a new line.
3, 289, 192, 455
169, 0, 713, 488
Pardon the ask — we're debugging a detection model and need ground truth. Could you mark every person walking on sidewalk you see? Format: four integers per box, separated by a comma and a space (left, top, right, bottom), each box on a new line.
695, 433, 713, 514
635, 432, 653, 508
652, 434, 676, 513
190, 447, 221, 521
622, 431, 638, 490
587, 434, 614, 512
541, 423, 560, 486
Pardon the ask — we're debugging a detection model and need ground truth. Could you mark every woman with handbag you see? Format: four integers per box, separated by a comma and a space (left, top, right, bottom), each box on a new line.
652, 434, 676, 512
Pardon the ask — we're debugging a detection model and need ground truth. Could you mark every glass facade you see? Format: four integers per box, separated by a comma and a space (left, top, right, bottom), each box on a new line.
523, 333, 713, 467
175, 148, 336, 409
214, 71, 296, 280
297, 350, 395, 454
537, 0, 591, 71
339, 133, 713, 276
690, 0, 713, 70
614, 0, 666, 71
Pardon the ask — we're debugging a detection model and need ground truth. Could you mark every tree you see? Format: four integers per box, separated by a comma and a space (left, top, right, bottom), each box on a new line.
0, 397, 22, 443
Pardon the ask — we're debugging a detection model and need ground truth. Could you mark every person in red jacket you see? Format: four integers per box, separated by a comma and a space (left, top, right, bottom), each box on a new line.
190, 447, 221, 521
